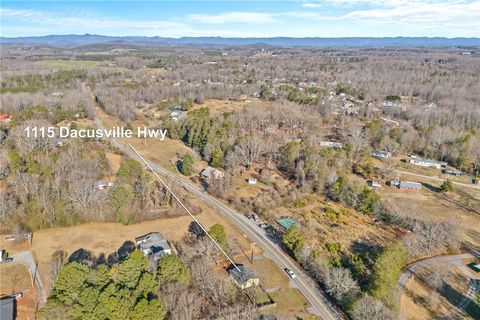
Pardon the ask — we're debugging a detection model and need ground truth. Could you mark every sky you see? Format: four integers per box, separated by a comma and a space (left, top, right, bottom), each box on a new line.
1, 1, 479, 38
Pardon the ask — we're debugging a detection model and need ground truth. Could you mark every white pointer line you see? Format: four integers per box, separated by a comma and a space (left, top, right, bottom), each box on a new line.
128, 143, 241, 273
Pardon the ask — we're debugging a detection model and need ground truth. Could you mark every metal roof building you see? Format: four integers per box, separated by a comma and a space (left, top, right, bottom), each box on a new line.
0, 297, 16, 320
276, 217, 298, 230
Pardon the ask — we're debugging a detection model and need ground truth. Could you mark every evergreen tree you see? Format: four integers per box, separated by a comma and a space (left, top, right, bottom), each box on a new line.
117, 158, 143, 183
208, 223, 228, 251
115, 250, 148, 289
53, 262, 89, 305
131, 298, 167, 320
440, 179, 454, 192
370, 242, 409, 308
210, 148, 224, 168
108, 185, 132, 212
180, 154, 194, 176
282, 226, 304, 259
158, 254, 191, 284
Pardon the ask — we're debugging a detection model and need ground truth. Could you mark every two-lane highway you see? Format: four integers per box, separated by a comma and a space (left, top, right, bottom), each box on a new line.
93, 113, 344, 319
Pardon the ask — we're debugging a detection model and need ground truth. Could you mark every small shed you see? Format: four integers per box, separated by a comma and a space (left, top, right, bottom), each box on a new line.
276, 217, 298, 230
368, 180, 381, 189
248, 178, 257, 185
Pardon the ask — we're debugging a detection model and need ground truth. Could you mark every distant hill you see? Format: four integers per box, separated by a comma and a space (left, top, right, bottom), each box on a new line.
1, 34, 480, 48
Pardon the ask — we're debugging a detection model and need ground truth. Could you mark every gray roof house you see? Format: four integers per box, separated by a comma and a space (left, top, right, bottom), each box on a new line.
228, 264, 260, 290
399, 180, 422, 190
135, 232, 172, 258
0, 297, 16, 320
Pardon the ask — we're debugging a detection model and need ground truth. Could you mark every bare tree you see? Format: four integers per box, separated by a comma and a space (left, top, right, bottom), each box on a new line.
323, 267, 360, 303
234, 135, 266, 168
48, 250, 68, 290
159, 283, 201, 320
350, 295, 395, 320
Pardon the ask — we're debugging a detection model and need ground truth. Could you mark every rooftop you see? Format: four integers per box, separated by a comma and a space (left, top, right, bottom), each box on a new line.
410, 157, 448, 166
276, 217, 298, 230
0, 297, 15, 320
228, 264, 258, 285
135, 232, 171, 255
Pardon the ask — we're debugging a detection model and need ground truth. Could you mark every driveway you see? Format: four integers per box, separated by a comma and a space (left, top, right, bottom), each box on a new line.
398, 253, 477, 319
11, 251, 47, 304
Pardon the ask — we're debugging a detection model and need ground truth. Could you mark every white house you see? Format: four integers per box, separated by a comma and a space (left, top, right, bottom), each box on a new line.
95, 181, 113, 190
372, 150, 392, 159
409, 157, 447, 169
319, 141, 343, 149
200, 166, 224, 180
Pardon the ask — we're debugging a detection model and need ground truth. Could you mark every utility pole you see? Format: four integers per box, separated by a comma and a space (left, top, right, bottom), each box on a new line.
129, 144, 241, 273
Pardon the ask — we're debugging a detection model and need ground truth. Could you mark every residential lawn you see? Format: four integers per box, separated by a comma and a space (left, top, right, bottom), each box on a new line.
253, 258, 289, 290
270, 288, 321, 320
251, 258, 320, 319
0, 262, 39, 319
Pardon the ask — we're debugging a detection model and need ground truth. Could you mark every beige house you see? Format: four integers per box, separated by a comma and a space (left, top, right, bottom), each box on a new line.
228, 264, 260, 290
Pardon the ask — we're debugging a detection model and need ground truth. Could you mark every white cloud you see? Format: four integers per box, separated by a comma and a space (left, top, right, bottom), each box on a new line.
343, 1, 480, 33
1, 1, 479, 38
187, 12, 279, 24
300, 2, 323, 8
0, 8, 192, 36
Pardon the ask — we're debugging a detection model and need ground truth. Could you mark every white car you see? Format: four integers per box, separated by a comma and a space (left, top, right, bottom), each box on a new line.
284, 268, 296, 278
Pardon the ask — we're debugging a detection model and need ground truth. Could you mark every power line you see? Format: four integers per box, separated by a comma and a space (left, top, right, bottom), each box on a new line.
128, 143, 241, 273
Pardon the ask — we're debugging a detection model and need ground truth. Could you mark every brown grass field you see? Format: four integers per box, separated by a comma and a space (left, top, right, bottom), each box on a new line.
378, 181, 480, 247
1, 203, 254, 292
0, 262, 39, 319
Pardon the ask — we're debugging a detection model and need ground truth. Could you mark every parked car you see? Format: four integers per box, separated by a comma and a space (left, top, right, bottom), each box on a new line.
284, 268, 296, 278
252, 213, 259, 221
259, 223, 269, 229
244, 213, 252, 219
